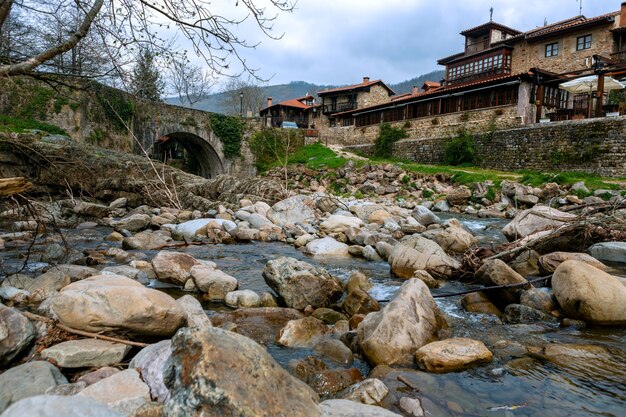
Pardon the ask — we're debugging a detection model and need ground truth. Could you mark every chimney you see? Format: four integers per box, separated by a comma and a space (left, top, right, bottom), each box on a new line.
412, 86, 419, 95
267, 97, 273, 107
363, 76, 370, 84
621, 2, 626, 27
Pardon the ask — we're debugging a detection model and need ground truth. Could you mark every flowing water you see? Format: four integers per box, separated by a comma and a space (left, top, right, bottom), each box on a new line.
1, 215, 625, 416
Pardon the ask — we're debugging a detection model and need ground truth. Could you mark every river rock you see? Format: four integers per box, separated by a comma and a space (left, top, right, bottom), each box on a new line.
460, 292, 501, 316
151, 251, 204, 286
424, 224, 477, 255
552, 260, 626, 325
446, 186, 471, 206
190, 265, 238, 301
503, 304, 558, 324
122, 230, 172, 250
347, 272, 372, 294
46, 264, 98, 282
48, 275, 186, 336
475, 259, 530, 308
411, 270, 439, 289
247, 213, 274, 230
320, 215, 364, 233
320, 399, 402, 417
263, 257, 344, 310
0, 304, 36, 367
305, 237, 350, 257
162, 326, 322, 417
411, 206, 441, 226
129, 340, 172, 402
520, 288, 557, 313
342, 288, 380, 316
312, 308, 348, 325
539, 252, 606, 273
210, 307, 304, 345
389, 235, 460, 279
362, 245, 382, 261
587, 242, 626, 263
307, 369, 363, 396
78, 369, 150, 416
509, 250, 540, 277
358, 279, 446, 366
225, 290, 262, 308
416, 338, 493, 373
398, 397, 426, 417
41, 339, 130, 368
175, 295, 211, 328
170, 219, 223, 240
502, 206, 576, 242
0, 395, 123, 417
312, 338, 353, 365
340, 378, 389, 405
77, 367, 120, 386
367, 209, 392, 225
112, 214, 151, 233
0, 361, 68, 413
276, 317, 329, 347
268, 195, 316, 226
102, 265, 149, 285
26, 269, 71, 303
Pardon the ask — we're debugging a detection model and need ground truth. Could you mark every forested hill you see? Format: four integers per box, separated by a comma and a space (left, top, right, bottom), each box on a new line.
165, 70, 445, 114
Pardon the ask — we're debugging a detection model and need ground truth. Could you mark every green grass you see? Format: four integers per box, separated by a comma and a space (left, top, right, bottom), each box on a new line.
287, 142, 347, 170
517, 170, 623, 191
0, 115, 68, 135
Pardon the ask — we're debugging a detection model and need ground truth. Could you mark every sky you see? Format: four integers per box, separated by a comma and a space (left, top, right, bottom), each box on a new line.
196, 0, 621, 86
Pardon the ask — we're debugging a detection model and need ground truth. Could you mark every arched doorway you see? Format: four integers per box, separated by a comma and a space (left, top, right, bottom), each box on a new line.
152, 132, 224, 178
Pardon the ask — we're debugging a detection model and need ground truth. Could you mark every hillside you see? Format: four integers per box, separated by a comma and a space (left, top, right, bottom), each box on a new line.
165, 70, 445, 114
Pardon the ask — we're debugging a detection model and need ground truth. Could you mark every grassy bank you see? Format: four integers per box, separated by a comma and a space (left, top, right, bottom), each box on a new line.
0, 115, 68, 135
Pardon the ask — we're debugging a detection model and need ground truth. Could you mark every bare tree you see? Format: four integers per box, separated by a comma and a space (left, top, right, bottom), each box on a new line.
169, 59, 215, 108
221, 76, 266, 116
0, 0, 295, 79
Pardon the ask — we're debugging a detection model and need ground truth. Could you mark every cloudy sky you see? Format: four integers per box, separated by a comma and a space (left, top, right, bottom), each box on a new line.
205, 0, 620, 86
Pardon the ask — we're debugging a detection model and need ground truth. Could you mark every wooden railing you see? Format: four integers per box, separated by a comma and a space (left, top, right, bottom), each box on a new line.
465, 39, 490, 54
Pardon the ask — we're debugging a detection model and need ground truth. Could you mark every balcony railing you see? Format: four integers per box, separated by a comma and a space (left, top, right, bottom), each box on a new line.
323, 102, 357, 114
447, 67, 511, 85
465, 39, 490, 54
611, 51, 626, 63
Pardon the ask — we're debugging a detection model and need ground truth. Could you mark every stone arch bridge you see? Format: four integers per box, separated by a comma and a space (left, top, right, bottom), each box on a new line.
132, 101, 256, 179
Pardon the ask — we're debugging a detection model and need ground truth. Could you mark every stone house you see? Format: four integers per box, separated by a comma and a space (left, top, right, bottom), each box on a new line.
259, 95, 320, 129
318, 2, 626, 146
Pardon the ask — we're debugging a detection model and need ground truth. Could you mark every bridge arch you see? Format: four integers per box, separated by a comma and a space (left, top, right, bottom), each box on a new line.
152, 124, 226, 179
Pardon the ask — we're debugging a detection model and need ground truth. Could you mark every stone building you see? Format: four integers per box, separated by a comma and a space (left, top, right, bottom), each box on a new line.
316, 2, 626, 146
259, 95, 320, 129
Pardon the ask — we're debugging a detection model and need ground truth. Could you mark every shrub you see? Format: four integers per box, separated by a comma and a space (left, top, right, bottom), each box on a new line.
444, 129, 475, 166
209, 113, 245, 157
373, 123, 407, 158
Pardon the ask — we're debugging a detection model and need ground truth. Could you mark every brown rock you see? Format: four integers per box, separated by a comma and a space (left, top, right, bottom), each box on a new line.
415, 338, 493, 373
342, 288, 380, 317
476, 259, 530, 308
461, 292, 502, 316
538, 252, 606, 274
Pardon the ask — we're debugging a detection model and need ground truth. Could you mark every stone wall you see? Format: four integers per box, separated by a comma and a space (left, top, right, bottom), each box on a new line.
318, 104, 522, 146
345, 116, 626, 178
511, 19, 618, 75
357, 84, 393, 108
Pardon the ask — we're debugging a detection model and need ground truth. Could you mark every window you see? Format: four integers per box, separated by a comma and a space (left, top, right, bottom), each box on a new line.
577, 35, 592, 51
545, 42, 559, 57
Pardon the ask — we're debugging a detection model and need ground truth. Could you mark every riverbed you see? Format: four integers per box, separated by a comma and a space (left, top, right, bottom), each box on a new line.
1, 214, 625, 417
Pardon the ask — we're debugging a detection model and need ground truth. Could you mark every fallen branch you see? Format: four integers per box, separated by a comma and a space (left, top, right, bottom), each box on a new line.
0, 177, 32, 196
23, 311, 148, 348
397, 375, 420, 392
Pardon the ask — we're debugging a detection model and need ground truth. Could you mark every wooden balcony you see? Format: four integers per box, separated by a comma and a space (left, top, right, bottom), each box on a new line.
323, 102, 357, 114
465, 39, 490, 54
610, 50, 626, 63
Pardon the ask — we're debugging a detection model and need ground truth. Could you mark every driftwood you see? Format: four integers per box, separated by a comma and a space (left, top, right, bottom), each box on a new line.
22, 311, 148, 348
0, 177, 32, 196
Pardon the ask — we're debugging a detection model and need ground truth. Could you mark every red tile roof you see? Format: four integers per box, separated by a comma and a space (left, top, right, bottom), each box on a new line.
523, 11, 618, 40
260, 95, 316, 112
331, 72, 531, 117
318, 79, 395, 96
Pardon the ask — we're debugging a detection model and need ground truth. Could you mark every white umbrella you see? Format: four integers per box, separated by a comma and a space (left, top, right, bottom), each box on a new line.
559, 75, 625, 94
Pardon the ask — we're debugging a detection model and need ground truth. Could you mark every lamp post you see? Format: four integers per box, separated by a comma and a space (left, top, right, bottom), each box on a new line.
240, 91, 244, 117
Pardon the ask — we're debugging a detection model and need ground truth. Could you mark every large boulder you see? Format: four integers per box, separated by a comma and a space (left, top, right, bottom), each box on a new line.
41, 339, 130, 368
389, 235, 460, 279
357, 279, 446, 366
26, 269, 71, 303
77, 369, 150, 416
151, 251, 205, 286
268, 195, 316, 226
305, 237, 350, 258
263, 257, 344, 310
123, 230, 173, 250
48, 275, 186, 336
171, 219, 235, 241
320, 215, 364, 233
276, 317, 330, 347
162, 326, 323, 417
411, 206, 440, 226
0, 304, 36, 367
552, 260, 626, 325
112, 213, 151, 233
0, 395, 123, 417
175, 295, 212, 328
415, 338, 493, 373
423, 223, 477, 255
475, 259, 530, 308
129, 340, 172, 402
502, 206, 576, 242
0, 361, 68, 413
